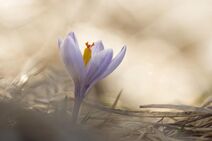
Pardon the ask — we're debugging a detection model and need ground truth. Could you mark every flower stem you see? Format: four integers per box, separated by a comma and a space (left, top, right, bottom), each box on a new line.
72, 97, 82, 124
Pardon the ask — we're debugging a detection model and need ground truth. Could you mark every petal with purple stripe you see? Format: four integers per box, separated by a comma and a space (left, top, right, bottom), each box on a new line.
100, 45, 126, 79
85, 49, 113, 89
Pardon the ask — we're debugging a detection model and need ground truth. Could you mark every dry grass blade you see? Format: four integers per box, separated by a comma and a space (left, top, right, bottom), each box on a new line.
140, 104, 212, 113
97, 90, 122, 127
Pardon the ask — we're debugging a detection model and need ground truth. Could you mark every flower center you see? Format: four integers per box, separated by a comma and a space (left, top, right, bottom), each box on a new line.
83, 42, 94, 65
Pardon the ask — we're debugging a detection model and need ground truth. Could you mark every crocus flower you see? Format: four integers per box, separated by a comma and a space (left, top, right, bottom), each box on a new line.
58, 32, 126, 122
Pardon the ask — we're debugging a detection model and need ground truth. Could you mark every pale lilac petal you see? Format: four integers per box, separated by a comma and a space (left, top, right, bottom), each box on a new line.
85, 46, 126, 94
59, 36, 85, 84
68, 32, 80, 48
100, 45, 126, 79
92, 40, 104, 56
85, 49, 113, 87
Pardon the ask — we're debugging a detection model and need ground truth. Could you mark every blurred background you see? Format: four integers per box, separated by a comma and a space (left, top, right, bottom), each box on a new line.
0, 0, 212, 109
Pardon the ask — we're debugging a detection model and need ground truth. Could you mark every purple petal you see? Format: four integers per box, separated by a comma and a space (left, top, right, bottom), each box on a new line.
100, 45, 127, 79
59, 35, 85, 84
92, 40, 104, 56
86, 49, 113, 86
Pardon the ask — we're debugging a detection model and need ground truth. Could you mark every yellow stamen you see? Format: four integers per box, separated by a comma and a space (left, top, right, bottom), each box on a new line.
83, 42, 94, 65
